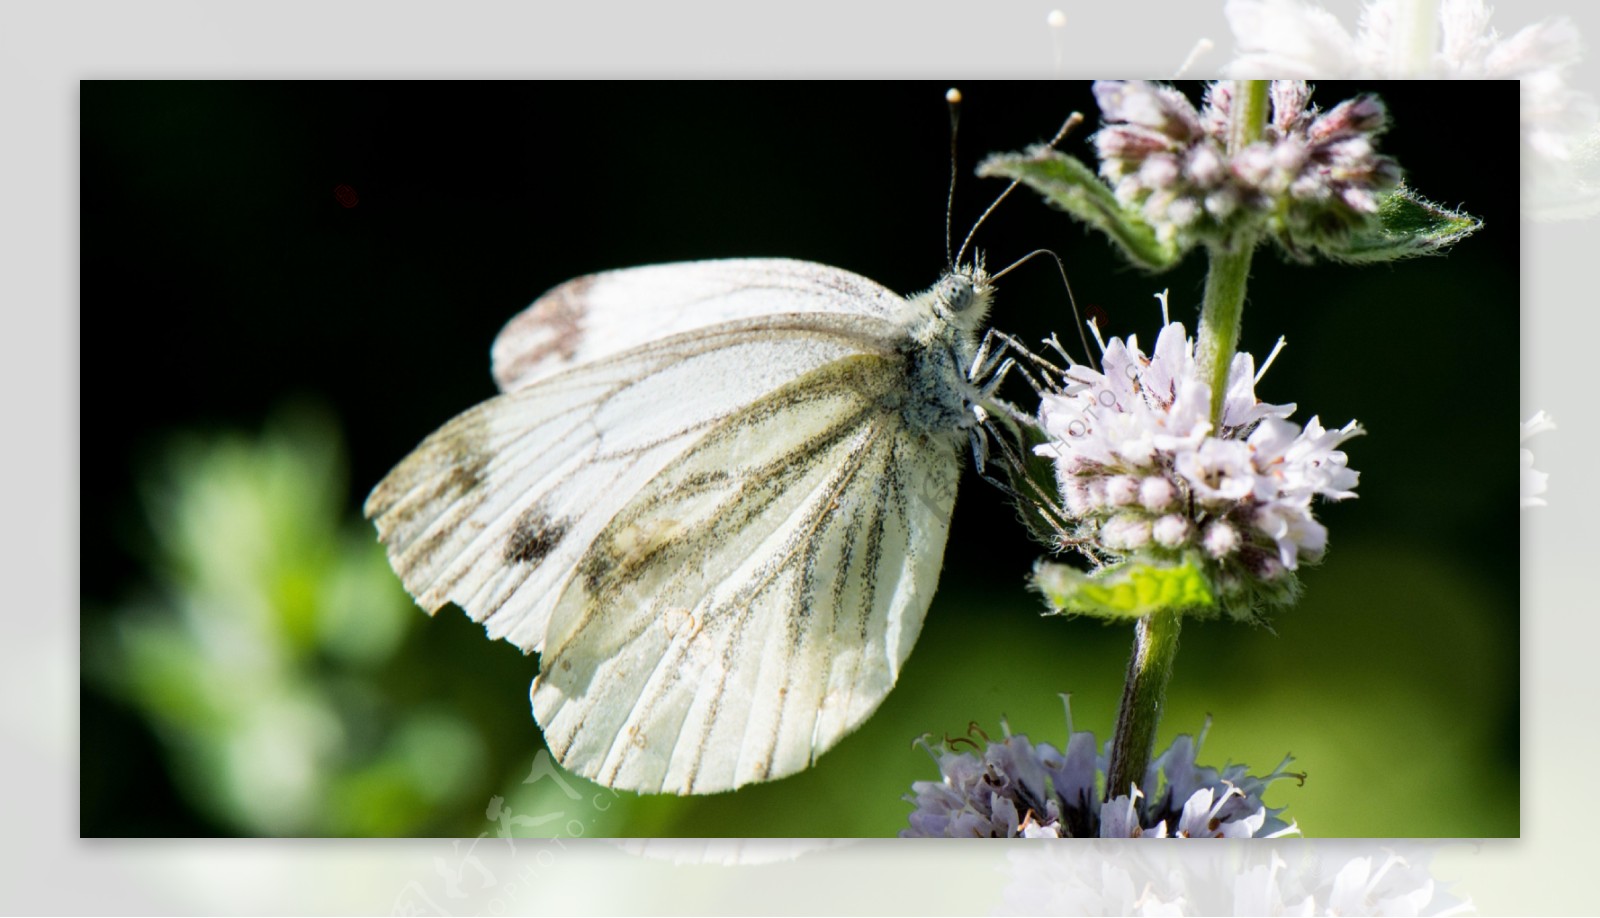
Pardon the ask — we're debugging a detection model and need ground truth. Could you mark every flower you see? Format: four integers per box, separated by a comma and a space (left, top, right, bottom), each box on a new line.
1522, 411, 1556, 508
1033, 293, 1361, 618
901, 714, 1299, 839
1093, 79, 1401, 256
999, 843, 1473, 915
1221, 0, 1600, 220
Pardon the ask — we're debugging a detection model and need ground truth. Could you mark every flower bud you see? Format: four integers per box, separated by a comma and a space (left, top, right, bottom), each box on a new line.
1101, 514, 1153, 551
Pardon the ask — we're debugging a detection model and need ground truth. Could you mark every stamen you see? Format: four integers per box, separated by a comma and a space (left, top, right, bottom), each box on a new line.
1255, 336, 1288, 384
1088, 316, 1108, 355
1209, 780, 1244, 822
1041, 332, 1080, 369
944, 733, 982, 752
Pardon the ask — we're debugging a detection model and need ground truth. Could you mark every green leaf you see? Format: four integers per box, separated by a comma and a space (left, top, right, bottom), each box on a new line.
1316, 186, 1482, 262
978, 148, 1181, 271
1033, 555, 1215, 620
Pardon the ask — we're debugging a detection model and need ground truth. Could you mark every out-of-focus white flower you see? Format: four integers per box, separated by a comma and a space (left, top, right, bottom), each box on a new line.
999, 843, 1474, 916
1222, 0, 1600, 220
1522, 411, 1556, 508
1033, 292, 1361, 617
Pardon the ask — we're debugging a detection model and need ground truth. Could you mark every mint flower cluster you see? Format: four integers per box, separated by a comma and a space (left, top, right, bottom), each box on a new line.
1094, 80, 1401, 255
1032, 295, 1362, 617
904, 79, 1481, 841
901, 718, 1297, 839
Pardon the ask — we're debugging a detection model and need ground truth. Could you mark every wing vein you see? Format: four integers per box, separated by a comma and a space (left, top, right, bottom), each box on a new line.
683, 411, 891, 791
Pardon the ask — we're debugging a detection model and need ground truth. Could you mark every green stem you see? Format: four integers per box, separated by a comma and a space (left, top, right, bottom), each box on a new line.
1197, 244, 1255, 424
1227, 79, 1271, 157
1104, 608, 1182, 802
1199, 79, 1269, 425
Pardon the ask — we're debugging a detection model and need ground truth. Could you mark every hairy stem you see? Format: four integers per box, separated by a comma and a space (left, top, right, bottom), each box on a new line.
1197, 244, 1255, 423
1104, 608, 1182, 802
1226, 79, 1271, 156
1199, 79, 1269, 425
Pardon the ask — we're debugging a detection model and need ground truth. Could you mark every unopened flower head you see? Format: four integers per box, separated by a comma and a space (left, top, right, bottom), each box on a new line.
1034, 293, 1362, 618
901, 715, 1299, 838
1093, 79, 1401, 256
1522, 411, 1555, 508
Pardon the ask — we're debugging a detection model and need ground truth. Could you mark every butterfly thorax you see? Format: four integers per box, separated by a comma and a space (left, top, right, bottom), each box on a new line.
898, 267, 994, 440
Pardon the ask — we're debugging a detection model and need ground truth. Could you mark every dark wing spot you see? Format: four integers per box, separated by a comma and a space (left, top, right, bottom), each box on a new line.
504, 506, 570, 565
365, 410, 492, 521
494, 276, 593, 390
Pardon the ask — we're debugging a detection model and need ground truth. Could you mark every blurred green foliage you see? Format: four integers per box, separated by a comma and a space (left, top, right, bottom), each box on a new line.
89, 410, 489, 834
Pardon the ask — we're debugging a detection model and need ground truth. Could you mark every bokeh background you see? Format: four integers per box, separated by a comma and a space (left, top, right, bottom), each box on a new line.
81, 81, 1518, 838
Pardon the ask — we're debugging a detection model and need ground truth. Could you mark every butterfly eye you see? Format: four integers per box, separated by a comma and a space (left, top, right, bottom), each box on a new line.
939, 275, 974, 313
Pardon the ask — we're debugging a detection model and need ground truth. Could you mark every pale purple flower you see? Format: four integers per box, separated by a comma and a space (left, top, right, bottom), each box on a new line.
901, 716, 1299, 839
1034, 293, 1361, 617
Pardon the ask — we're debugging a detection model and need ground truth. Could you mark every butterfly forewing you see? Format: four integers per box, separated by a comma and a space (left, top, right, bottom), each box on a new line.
491, 259, 908, 392
367, 314, 910, 651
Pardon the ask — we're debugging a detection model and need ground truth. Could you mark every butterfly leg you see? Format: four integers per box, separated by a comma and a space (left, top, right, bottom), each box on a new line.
967, 423, 992, 476
967, 421, 1035, 511
970, 328, 1073, 404
968, 328, 1004, 382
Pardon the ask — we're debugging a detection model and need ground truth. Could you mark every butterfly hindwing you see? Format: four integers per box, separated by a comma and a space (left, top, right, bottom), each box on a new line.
532, 353, 961, 793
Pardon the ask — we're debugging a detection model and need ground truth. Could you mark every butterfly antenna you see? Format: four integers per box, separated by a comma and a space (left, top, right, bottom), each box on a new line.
953, 111, 1084, 270
944, 87, 962, 270
992, 248, 1098, 372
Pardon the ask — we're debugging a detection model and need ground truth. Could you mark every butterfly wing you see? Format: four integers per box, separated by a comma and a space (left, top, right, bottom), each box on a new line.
366, 315, 905, 653
369, 305, 961, 793
491, 259, 907, 392
532, 353, 961, 794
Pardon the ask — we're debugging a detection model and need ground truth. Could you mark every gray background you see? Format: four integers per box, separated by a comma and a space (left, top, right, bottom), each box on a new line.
10, 0, 1589, 912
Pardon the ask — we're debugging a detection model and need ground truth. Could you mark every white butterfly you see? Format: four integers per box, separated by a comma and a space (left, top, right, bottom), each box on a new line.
365, 257, 1014, 795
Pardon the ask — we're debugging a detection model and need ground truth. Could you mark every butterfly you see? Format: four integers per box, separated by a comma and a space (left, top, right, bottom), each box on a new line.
363, 95, 1085, 795
364, 257, 1019, 795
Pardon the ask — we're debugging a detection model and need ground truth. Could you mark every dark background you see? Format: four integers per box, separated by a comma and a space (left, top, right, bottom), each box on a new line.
81, 81, 1519, 837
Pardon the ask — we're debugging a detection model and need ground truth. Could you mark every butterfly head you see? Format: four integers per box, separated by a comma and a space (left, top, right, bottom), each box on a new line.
931, 264, 995, 335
